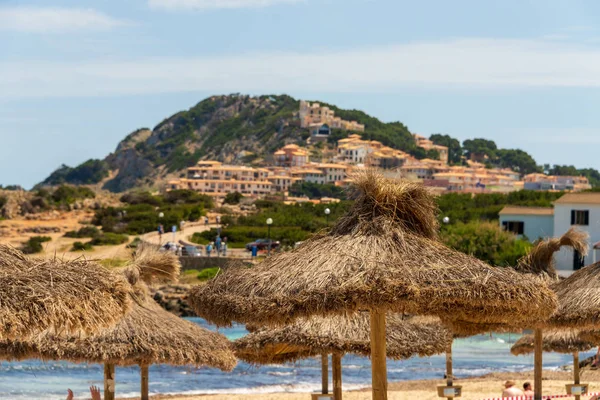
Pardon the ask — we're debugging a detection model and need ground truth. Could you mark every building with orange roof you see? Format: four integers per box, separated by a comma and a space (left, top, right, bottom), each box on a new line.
523, 173, 591, 192
299, 100, 364, 132
413, 134, 449, 165
274, 144, 309, 167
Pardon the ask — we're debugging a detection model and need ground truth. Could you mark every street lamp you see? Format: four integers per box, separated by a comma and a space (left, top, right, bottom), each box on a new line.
324, 208, 331, 225
443, 216, 450, 225
266, 218, 273, 255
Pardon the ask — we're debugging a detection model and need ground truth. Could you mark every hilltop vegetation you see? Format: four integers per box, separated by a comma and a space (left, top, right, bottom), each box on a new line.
38, 93, 600, 192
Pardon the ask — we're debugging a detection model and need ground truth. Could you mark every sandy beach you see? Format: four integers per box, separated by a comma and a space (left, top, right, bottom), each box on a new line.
117, 370, 600, 400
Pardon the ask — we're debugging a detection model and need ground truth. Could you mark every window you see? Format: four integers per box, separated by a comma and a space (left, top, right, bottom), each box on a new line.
502, 221, 524, 235
571, 210, 590, 226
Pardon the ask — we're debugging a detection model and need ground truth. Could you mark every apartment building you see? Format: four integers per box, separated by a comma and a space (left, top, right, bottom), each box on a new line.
299, 100, 365, 132
413, 134, 449, 165
523, 173, 591, 192
274, 144, 309, 167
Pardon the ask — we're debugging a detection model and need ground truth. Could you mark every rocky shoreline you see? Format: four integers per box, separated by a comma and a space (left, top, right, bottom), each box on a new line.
151, 284, 196, 317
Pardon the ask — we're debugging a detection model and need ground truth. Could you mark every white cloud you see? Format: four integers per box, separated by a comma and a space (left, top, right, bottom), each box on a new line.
149, 0, 301, 10
5, 37, 600, 98
0, 6, 129, 33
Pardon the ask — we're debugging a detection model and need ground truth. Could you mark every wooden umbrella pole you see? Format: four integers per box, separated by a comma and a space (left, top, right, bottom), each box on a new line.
321, 353, 329, 394
573, 352, 580, 400
104, 363, 116, 400
370, 309, 388, 400
332, 353, 343, 400
534, 328, 543, 400
446, 342, 453, 399
141, 364, 149, 400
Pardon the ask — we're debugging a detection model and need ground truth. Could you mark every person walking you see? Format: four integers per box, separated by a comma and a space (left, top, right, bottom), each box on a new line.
179, 220, 185, 232
206, 242, 213, 257
221, 241, 227, 257
158, 224, 164, 243
215, 235, 222, 256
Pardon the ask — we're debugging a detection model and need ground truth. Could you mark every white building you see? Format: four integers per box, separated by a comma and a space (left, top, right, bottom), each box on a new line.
553, 193, 600, 274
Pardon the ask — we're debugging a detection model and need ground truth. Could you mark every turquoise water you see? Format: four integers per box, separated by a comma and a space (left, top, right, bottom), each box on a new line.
0, 319, 592, 400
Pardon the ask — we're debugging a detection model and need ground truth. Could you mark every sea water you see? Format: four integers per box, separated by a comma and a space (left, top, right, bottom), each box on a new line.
0, 318, 593, 400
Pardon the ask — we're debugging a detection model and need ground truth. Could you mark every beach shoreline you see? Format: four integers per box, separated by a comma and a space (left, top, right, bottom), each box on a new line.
116, 370, 600, 400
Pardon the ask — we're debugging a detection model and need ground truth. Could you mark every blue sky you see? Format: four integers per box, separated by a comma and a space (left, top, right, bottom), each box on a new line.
3, 0, 600, 188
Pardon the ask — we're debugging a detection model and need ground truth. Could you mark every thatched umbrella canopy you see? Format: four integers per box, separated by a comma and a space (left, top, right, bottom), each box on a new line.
0, 248, 235, 400
511, 329, 598, 400
189, 171, 559, 400
511, 330, 596, 356
235, 314, 450, 363
235, 314, 449, 400
0, 244, 132, 339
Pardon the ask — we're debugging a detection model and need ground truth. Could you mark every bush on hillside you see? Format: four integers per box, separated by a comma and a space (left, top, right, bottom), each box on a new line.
71, 241, 93, 251
440, 221, 531, 267
289, 182, 346, 200
89, 232, 129, 246
21, 236, 51, 254
223, 191, 243, 205
64, 226, 100, 238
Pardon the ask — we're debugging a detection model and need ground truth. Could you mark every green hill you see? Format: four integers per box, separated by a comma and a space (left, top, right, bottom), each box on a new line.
39, 93, 600, 192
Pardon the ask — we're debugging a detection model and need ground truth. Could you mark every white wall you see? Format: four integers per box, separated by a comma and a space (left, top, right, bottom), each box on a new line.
553, 204, 599, 272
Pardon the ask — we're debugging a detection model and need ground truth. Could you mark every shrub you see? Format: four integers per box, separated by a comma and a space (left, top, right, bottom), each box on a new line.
197, 267, 221, 281
0, 196, 6, 209
71, 241, 93, 251
440, 221, 532, 266
89, 232, 129, 246
21, 236, 51, 254
64, 226, 100, 238
51, 185, 95, 204
126, 237, 142, 249
223, 192, 243, 205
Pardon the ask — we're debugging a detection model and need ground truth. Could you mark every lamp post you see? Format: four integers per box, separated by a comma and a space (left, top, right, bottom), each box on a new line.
266, 218, 273, 255
324, 208, 331, 225
443, 216, 450, 225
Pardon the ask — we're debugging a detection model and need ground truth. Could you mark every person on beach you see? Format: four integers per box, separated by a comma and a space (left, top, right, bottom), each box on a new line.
502, 380, 524, 397
523, 382, 534, 396
66, 386, 101, 400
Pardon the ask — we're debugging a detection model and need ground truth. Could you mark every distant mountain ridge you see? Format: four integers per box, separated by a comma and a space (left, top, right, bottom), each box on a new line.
39, 93, 600, 192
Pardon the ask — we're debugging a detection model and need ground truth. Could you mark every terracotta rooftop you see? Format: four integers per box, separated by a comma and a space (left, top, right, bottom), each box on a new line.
554, 193, 600, 205
499, 206, 554, 216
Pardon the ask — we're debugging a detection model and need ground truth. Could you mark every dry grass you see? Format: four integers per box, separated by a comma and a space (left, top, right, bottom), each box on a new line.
189, 170, 558, 328
511, 329, 596, 355
551, 261, 600, 329
515, 228, 589, 277
126, 244, 181, 284
0, 244, 132, 340
234, 314, 451, 364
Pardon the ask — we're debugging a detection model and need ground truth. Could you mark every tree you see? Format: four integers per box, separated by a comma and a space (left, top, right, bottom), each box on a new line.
429, 134, 462, 164
425, 149, 440, 160
224, 192, 244, 205
495, 149, 541, 175
440, 221, 531, 266
462, 138, 497, 160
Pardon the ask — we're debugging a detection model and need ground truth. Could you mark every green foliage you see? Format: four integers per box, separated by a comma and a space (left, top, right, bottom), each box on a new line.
191, 201, 350, 247
163, 190, 214, 207
71, 241, 93, 251
496, 149, 541, 175
425, 149, 440, 160
21, 236, 51, 254
223, 192, 244, 205
289, 182, 347, 200
197, 267, 221, 281
64, 226, 100, 238
0, 196, 6, 209
89, 232, 129, 246
436, 190, 564, 224
0, 185, 23, 191
42, 159, 109, 185
440, 221, 532, 266
126, 237, 142, 249
546, 164, 600, 187
430, 134, 463, 164
49, 185, 96, 204
463, 138, 497, 159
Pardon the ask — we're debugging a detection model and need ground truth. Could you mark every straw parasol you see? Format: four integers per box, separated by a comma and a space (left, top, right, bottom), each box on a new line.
189, 170, 559, 400
511, 330, 596, 356
0, 244, 133, 339
0, 248, 235, 400
511, 329, 598, 400
235, 314, 451, 399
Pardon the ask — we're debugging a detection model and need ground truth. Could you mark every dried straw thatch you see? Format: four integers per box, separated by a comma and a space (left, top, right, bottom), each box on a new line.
125, 244, 180, 284
189, 170, 558, 328
510, 330, 596, 356
0, 244, 132, 339
515, 228, 589, 277
27, 296, 236, 370
234, 314, 451, 364
550, 261, 600, 329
